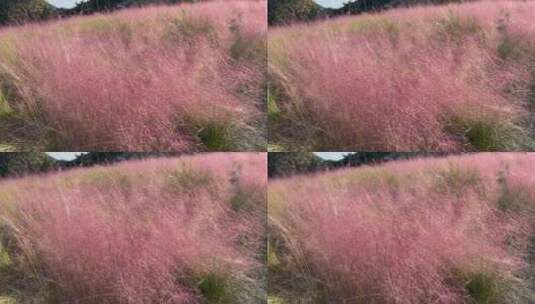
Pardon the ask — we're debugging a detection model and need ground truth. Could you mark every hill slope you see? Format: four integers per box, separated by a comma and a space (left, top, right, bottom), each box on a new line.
0, 0, 267, 151
269, 0, 535, 151
0, 153, 267, 303
269, 153, 535, 303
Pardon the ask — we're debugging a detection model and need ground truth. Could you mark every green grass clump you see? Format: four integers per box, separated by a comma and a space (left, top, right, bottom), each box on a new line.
433, 163, 481, 195
446, 115, 525, 151
267, 89, 281, 121
267, 240, 282, 273
465, 272, 501, 303
196, 121, 234, 151
349, 17, 400, 44
229, 17, 265, 62
166, 166, 214, 195
0, 296, 18, 304
0, 91, 13, 119
434, 12, 484, 44
0, 247, 11, 272
496, 167, 533, 212
164, 15, 218, 46
450, 267, 512, 304
198, 273, 230, 303
267, 295, 284, 304
230, 189, 255, 211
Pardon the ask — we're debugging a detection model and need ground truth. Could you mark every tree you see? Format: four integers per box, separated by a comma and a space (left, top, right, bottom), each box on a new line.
0, 0, 53, 26
0, 153, 55, 177
268, 152, 323, 177
338, 0, 467, 16
268, 0, 320, 25
69, 0, 196, 15
337, 152, 447, 167
68, 152, 180, 167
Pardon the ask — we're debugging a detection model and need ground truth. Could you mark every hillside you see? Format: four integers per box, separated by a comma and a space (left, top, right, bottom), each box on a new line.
0, 153, 267, 303
269, 0, 535, 151
0, 0, 267, 151
269, 153, 535, 303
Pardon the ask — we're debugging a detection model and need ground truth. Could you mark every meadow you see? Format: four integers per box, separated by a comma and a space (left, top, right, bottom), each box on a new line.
269, 0, 535, 151
0, 153, 267, 303
269, 153, 535, 303
0, 0, 266, 151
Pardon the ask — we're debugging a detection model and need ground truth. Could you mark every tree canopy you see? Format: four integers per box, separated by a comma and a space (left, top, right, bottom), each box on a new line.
0, 0, 53, 26
268, 152, 324, 177
268, 0, 320, 25
0, 153, 55, 177
68, 0, 197, 14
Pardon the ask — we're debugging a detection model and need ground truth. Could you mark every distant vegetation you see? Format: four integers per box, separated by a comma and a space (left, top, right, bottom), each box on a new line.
0, 152, 189, 178
0, 0, 267, 151
269, 1, 535, 151
0, 0, 204, 26
268, 0, 470, 25
0, 153, 55, 177
269, 153, 535, 303
268, 0, 320, 25
0, 153, 267, 303
0, 0, 53, 26
268, 152, 446, 177
66, 0, 200, 15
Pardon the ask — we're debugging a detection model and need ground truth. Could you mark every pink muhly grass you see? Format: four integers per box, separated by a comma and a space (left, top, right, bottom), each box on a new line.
0, 153, 267, 303
269, 153, 535, 303
268, 1, 535, 151
0, 1, 267, 151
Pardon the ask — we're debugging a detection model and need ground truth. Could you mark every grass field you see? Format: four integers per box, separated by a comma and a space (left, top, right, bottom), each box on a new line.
0, 153, 267, 303
269, 0, 535, 151
269, 153, 535, 303
0, 0, 267, 151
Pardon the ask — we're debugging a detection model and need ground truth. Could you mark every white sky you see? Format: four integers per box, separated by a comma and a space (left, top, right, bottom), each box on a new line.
45, 0, 80, 8
46, 152, 345, 162
315, 0, 346, 8
45, 0, 345, 10
314, 152, 348, 161
46, 152, 85, 161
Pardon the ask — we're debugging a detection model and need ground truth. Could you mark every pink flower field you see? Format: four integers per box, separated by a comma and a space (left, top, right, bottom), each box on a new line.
0, 153, 267, 303
269, 153, 535, 303
0, 0, 267, 151
268, 0, 535, 151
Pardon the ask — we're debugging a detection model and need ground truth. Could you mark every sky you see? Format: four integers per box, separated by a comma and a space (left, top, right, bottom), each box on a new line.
46, 152, 86, 161
45, 0, 345, 10
46, 152, 347, 161
45, 0, 79, 9
314, 152, 348, 161
314, 0, 346, 8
